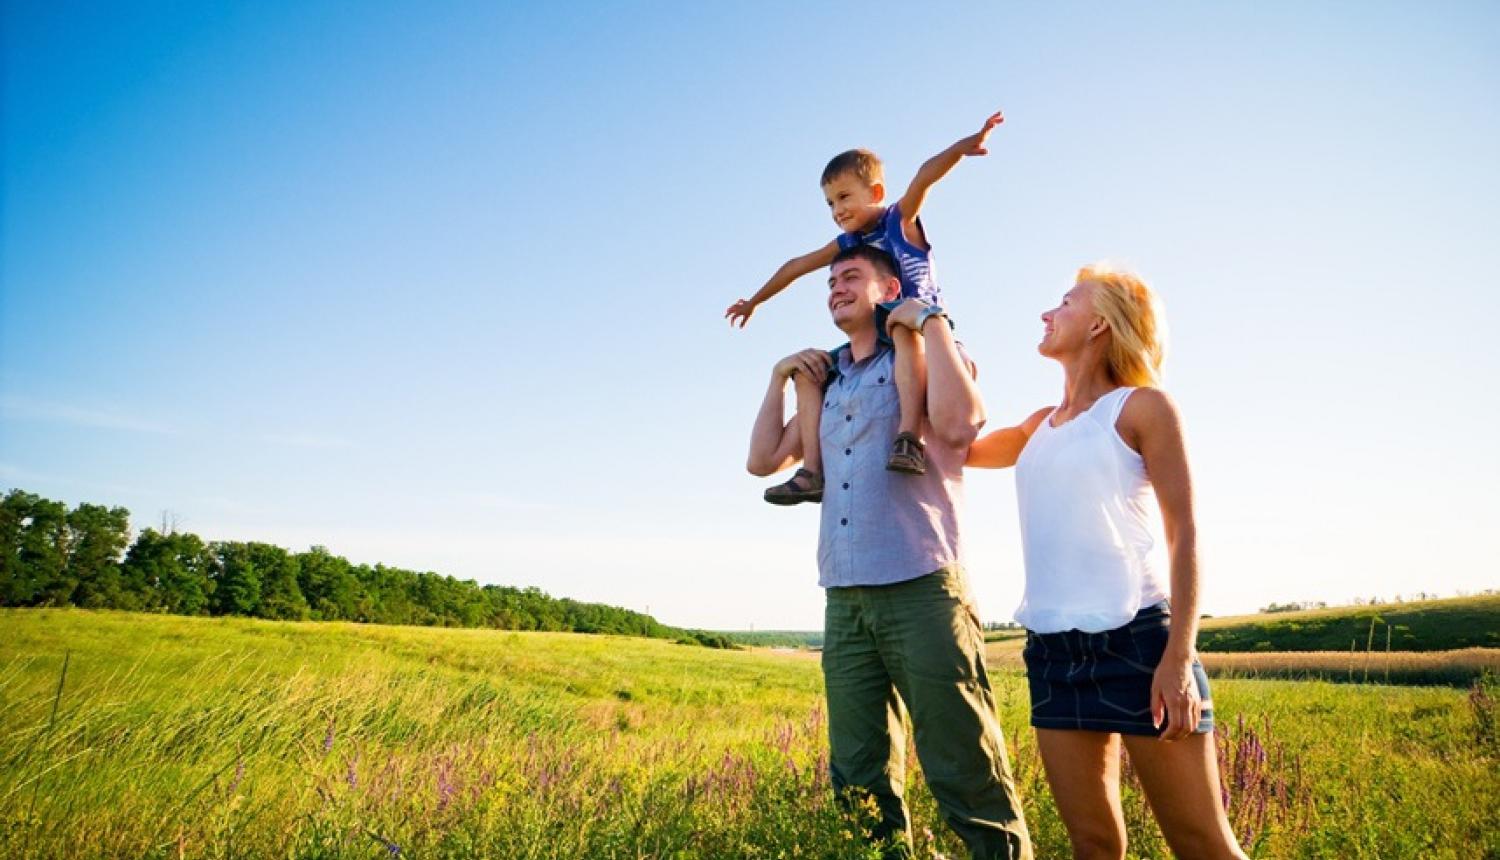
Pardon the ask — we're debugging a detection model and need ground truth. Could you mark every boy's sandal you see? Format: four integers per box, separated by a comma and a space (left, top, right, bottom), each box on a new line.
886, 432, 927, 475
764, 468, 824, 506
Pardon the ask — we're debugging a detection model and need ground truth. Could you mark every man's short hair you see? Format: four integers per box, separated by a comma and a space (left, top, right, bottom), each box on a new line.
832, 245, 900, 283
821, 148, 884, 188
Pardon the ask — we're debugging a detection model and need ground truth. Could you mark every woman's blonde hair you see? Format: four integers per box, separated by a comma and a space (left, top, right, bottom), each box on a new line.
1079, 263, 1167, 387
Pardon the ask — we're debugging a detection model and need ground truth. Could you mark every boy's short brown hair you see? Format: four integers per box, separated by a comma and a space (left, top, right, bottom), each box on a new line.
821, 148, 884, 188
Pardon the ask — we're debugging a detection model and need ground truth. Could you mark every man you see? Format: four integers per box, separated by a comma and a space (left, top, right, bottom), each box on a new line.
746, 245, 1032, 859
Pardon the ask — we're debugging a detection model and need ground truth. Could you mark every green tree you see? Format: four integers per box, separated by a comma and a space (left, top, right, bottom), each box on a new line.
0, 490, 31, 605
122, 529, 215, 614
249, 542, 307, 620
211, 542, 262, 616
296, 546, 359, 620
0, 490, 69, 605
67, 503, 132, 608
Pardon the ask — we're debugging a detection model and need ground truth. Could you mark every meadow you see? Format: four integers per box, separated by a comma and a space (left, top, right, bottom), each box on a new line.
1193, 594, 1500, 653
2, 609, 1496, 859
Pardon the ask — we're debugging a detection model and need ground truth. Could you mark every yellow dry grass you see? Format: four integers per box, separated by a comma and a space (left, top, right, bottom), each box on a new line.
982, 639, 1497, 686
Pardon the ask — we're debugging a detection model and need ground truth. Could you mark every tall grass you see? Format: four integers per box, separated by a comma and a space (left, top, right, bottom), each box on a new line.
1, 609, 1495, 858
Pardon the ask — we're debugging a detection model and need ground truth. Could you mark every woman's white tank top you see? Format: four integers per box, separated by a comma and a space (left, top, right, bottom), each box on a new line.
1013, 387, 1169, 633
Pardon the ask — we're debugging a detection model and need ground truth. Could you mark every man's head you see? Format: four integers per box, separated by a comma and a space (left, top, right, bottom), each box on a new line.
827, 246, 901, 333
821, 149, 886, 234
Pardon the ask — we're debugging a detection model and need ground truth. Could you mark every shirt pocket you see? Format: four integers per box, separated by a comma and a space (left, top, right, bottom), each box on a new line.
818, 391, 842, 445
855, 369, 901, 419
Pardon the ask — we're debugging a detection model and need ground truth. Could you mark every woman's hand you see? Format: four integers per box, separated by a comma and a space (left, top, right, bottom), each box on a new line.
1151, 649, 1202, 741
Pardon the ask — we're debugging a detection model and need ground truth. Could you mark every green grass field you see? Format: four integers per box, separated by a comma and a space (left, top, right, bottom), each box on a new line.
2, 609, 1495, 859
1196, 594, 1500, 652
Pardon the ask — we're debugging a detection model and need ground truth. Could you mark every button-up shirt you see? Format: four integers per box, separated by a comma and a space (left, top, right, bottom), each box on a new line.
817, 343, 970, 587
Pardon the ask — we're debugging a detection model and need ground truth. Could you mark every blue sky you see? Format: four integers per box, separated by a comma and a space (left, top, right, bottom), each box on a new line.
4, 1, 1497, 630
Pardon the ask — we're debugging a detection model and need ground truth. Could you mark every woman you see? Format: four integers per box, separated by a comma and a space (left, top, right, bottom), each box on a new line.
967, 264, 1247, 859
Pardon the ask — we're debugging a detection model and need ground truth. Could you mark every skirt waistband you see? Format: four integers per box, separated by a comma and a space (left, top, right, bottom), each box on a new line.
1025, 600, 1171, 653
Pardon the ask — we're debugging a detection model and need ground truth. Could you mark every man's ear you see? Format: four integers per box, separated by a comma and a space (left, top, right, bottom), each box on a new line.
883, 277, 902, 303
871, 181, 886, 204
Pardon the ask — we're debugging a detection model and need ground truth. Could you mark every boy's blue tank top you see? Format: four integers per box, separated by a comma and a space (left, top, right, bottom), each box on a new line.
835, 203, 940, 305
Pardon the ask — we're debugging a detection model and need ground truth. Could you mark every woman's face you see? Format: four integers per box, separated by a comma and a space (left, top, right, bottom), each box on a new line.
1038, 279, 1101, 358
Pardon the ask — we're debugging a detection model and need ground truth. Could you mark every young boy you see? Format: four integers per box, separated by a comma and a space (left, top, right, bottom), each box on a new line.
726, 111, 1003, 505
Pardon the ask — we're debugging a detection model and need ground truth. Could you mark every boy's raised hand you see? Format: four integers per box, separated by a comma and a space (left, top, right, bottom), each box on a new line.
725, 298, 757, 328
958, 110, 1004, 156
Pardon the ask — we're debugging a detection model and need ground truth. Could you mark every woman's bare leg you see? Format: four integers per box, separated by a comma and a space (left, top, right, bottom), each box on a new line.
1121, 733, 1248, 860
1036, 729, 1128, 860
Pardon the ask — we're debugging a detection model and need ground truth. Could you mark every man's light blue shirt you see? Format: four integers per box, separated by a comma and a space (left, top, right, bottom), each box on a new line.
817, 343, 970, 587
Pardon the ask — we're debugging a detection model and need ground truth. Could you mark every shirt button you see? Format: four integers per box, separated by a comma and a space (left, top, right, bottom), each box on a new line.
840, 518, 848, 526
878, 377, 886, 383
845, 415, 852, 422
842, 483, 849, 490
844, 448, 852, 456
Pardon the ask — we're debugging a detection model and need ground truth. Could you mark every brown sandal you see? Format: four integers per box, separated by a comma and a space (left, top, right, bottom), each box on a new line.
886, 432, 927, 475
764, 468, 824, 505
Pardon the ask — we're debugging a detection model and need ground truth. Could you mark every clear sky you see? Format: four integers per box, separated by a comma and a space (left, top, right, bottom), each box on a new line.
4, 2, 1497, 631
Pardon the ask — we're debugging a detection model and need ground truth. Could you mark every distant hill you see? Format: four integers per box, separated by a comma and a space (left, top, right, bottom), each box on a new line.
720, 630, 823, 649
1197, 594, 1500, 653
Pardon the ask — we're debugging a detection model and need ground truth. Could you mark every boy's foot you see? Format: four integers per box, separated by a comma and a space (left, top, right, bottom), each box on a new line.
764, 468, 824, 505
886, 432, 927, 475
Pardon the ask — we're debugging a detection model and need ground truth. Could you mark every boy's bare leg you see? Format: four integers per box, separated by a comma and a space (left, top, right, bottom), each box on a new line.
794, 370, 824, 477
764, 370, 825, 505
887, 327, 928, 475
892, 327, 926, 437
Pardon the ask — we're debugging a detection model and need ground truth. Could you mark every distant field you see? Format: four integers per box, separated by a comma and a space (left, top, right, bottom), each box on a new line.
1, 609, 1495, 859
982, 595, 1500, 653
1199, 648, 1500, 687
719, 630, 823, 649
1197, 594, 1500, 652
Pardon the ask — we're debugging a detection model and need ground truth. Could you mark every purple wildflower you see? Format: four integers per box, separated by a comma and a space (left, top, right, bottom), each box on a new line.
436, 757, 456, 812
366, 830, 400, 856
226, 760, 245, 795
774, 720, 795, 755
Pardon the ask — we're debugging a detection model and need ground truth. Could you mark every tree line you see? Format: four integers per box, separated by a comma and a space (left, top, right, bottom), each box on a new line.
0, 488, 734, 648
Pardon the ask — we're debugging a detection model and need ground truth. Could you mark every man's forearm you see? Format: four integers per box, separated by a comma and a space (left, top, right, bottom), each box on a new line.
747, 374, 792, 475
923, 320, 985, 448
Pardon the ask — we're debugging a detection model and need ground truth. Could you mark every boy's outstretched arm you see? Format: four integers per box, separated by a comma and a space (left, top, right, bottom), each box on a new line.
897, 110, 1003, 243
725, 238, 840, 328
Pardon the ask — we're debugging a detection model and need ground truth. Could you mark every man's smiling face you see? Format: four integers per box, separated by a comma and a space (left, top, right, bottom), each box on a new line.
826, 257, 898, 331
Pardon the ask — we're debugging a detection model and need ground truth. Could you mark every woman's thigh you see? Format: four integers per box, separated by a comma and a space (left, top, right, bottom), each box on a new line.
1121, 732, 1247, 860
1035, 728, 1126, 859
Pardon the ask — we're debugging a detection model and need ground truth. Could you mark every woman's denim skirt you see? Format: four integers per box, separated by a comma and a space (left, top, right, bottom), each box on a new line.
1021, 601, 1213, 737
